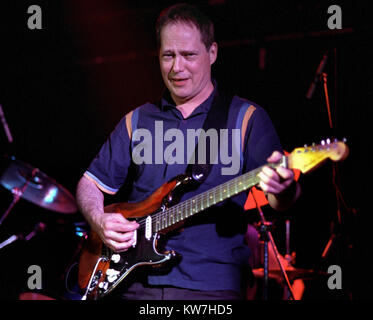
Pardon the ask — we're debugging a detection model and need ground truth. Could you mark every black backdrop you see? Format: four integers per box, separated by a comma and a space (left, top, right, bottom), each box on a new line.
0, 0, 371, 300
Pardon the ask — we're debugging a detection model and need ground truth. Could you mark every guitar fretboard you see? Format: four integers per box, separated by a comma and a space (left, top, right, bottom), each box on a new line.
148, 160, 284, 233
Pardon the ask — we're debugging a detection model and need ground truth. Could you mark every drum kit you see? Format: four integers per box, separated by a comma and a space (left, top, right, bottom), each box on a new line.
0, 154, 86, 300
0, 155, 78, 239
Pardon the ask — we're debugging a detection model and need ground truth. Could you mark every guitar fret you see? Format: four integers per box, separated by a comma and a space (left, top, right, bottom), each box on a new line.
182, 203, 187, 219
177, 208, 181, 222
181, 205, 185, 220
155, 163, 281, 233
170, 209, 174, 225
163, 215, 167, 229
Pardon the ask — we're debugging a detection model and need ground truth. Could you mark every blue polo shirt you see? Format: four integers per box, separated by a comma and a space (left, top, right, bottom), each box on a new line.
85, 84, 282, 293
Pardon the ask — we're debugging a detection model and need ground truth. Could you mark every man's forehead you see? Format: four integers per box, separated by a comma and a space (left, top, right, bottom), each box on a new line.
160, 21, 202, 44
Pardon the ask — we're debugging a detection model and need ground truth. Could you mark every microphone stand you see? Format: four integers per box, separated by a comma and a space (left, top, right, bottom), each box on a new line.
253, 194, 295, 300
319, 53, 353, 279
283, 219, 292, 300
319, 70, 348, 258
305, 50, 352, 262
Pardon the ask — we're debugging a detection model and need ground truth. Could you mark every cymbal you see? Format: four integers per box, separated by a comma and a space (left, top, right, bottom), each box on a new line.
0, 157, 77, 214
253, 267, 327, 282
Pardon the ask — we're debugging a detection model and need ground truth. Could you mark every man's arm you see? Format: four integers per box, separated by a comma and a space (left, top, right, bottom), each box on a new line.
76, 176, 139, 252
76, 175, 105, 232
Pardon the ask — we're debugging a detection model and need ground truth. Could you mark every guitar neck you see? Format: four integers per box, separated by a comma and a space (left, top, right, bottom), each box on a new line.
152, 157, 286, 233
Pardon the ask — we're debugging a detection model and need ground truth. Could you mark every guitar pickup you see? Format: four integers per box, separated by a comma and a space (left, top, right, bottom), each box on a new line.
145, 216, 152, 240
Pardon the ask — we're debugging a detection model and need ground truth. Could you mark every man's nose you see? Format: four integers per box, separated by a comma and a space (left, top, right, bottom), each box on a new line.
172, 56, 184, 73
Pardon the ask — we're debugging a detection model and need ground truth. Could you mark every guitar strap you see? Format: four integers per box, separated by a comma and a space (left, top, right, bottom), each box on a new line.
186, 90, 233, 183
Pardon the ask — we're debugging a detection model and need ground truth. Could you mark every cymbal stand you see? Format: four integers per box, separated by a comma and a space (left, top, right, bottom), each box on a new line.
0, 222, 46, 250
253, 194, 295, 300
0, 168, 39, 227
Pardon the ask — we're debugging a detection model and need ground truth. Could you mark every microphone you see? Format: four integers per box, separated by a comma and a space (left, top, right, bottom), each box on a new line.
0, 104, 13, 143
306, 51, 328, 99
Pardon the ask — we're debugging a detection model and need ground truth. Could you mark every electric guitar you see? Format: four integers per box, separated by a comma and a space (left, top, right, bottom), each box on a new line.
78, 139, 349, 300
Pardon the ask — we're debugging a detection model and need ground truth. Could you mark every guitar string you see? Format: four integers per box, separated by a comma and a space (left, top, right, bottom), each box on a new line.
135, 162, 276, 230
135, 179, 257, 233
135, 146, 332, 231
134, 163, 271, 230
108, 146, 335, 245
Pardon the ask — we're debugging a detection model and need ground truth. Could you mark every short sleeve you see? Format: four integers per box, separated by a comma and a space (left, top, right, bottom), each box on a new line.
84, 114, 132, 194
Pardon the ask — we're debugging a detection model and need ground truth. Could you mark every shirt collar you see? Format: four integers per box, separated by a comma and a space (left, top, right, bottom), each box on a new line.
159, 79, 218, 115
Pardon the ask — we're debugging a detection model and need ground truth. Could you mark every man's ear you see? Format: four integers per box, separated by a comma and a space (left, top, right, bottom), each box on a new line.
209, 42, 218, 65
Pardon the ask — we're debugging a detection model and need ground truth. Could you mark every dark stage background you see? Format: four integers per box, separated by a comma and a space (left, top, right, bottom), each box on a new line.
0, 0, 371, 300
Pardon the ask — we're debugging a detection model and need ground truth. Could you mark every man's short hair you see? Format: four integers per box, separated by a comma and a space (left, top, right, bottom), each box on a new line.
156, 3, 215, 51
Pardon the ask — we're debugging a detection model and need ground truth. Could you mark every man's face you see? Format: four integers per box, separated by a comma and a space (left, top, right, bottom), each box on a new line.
159, 22, 217, 105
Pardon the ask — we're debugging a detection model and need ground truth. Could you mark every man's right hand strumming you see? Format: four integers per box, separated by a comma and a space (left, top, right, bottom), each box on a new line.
76, 176, 139, 253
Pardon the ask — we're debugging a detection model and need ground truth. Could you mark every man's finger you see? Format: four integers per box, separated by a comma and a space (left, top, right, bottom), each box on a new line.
106, 236, 137, 253
104, 230, 136, 243
261, 166, 280, 182
267, 150, 283, 163
276, 166, 294, 181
